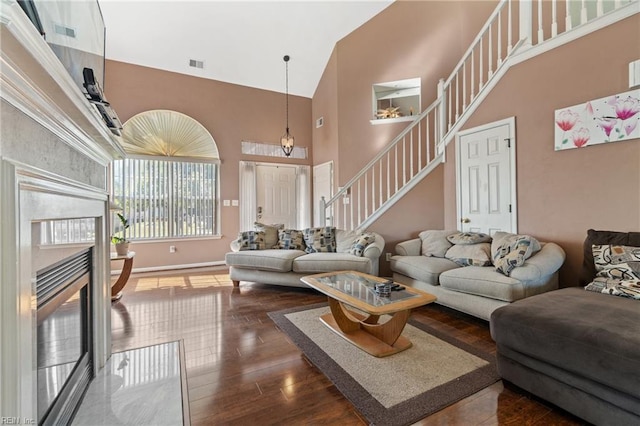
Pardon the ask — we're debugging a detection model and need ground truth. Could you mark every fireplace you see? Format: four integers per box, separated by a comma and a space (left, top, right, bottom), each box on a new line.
0, 176, 112, 421
36, 248, 94, 425
1, 1, 123, 421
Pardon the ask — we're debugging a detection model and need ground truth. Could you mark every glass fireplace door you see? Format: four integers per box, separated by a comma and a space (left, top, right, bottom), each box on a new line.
35, 246, 93, 425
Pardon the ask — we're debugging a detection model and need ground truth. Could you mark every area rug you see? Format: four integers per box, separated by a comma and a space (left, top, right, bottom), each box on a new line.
268, 303, 499, 426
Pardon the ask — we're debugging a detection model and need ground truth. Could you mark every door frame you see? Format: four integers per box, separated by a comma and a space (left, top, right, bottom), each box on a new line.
455, 116, 518, 233
312, 161, 333, 227
239, 160, 311, 230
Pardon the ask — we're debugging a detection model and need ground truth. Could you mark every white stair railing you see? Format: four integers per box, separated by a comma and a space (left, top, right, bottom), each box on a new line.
321, 96, 445, 231
321, 0, 638, 231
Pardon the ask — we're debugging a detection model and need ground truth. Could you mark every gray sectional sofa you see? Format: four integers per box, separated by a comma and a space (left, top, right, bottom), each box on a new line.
225, 229, 385, 288
490, 229, 640, 425
390, 231, 566, 320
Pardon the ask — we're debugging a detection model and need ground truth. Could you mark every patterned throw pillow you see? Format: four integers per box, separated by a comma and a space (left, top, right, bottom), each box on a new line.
302, 227, 337, 253
254, 222, 284, 248
447, 232, 492, 245
592, 244, 640, 281
236, 231, 266, 251
585, 277, 640, 300
445, 243, 492, 266
419, 230, 456, 257
493, 234, 541, 276
274, 229, 306, 250
349, 233, 376, 257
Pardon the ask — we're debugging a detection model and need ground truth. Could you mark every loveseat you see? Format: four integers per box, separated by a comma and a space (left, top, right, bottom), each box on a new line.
490, 229, 640, 425
390, 230, 565, 320
225, 226, 385, 288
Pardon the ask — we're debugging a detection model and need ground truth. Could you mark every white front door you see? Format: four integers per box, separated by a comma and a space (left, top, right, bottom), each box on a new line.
256, 164, 297, 228
456, 118, 517, 235
313, 161, 333, 227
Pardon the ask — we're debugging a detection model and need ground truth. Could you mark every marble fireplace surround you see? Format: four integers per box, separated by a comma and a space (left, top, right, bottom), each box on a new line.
1, 0, 125, 419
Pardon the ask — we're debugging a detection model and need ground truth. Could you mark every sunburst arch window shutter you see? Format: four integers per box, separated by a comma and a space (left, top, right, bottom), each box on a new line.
112, 110, 221, 240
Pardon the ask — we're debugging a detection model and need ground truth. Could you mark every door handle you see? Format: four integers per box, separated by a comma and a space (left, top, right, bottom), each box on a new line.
461, 218, 471, 223
257, 206, 263, 214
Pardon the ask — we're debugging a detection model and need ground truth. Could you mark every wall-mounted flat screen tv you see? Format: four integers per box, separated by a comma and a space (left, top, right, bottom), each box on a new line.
17, 0, 122, 135
18, 0, 106, 90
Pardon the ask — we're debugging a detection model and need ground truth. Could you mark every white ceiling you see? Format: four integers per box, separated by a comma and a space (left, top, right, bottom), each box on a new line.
98, 1, 393, 98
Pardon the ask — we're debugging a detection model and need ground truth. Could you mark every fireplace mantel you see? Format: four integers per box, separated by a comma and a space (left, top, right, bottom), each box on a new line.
1, 0, 125, 420
0, 0, 125, 164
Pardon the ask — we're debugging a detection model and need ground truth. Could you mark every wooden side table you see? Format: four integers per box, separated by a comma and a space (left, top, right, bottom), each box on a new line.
110, 251, 135, 302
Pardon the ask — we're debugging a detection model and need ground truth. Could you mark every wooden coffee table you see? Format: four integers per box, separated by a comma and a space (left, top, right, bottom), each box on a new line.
301, 270, 436, 357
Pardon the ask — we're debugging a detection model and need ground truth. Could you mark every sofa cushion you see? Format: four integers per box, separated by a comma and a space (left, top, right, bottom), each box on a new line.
303, 227, 337, 253
490, 288, 640, 399
593, 244, 640, 281
585, 277, 640, 300
440, 266, 525, 302
236, 231, 266, 250
293, 253, 371, 274
492, 233, 541, 276
418, 230, 456, 257
335, 229, 361, 253
349, 233, 376, 257
274, 229, 306, 250
585, 244, 640, 300
225, 249, 304, 272
254, 222, 284, 248
447, 232, 492, 245
580, 229, 640, 286
444, 242, 492, 266
389, 256, 459, 285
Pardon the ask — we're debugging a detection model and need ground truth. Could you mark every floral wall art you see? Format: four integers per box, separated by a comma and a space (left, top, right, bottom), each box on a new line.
554, 89, 640, 150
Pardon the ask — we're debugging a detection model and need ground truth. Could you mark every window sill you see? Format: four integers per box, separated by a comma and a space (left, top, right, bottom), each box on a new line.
370, 116, 418, 125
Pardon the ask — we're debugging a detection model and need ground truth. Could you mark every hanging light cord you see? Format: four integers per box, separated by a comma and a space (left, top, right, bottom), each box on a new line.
285, 55, 290, 132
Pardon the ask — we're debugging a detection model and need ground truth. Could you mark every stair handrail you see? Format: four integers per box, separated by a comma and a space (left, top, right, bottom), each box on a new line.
443, 0, 512, 88
323, 96, 442, 209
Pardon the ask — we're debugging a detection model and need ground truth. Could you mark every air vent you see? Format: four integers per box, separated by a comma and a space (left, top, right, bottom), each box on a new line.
189, 59, 204, 69
54, 23, 76, 38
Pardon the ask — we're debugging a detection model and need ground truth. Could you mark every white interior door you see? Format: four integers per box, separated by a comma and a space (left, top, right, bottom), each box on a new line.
456, 118, 517, 235
256, 164, 297, 228
313, 161, 333, 227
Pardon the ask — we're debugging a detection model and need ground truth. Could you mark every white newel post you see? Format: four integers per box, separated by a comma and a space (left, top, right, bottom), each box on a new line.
519, 0, 533, 46
319, 196, 326, 227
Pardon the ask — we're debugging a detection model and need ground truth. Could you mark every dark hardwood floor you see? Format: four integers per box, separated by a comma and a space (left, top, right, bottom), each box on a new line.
110, 268, 586, 425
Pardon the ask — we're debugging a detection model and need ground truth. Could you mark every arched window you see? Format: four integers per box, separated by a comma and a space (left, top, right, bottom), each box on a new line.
111, 110, 220, 240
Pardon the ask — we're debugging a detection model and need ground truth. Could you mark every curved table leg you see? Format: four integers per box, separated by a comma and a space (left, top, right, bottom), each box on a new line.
111, 256, 134, 301
320, 298, 413, 357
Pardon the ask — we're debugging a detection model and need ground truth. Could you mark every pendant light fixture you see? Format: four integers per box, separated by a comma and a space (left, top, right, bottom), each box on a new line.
280, 55, 294, 157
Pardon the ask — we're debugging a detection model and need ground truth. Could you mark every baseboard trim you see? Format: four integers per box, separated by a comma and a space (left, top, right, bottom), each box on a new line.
111, 260, 227, 275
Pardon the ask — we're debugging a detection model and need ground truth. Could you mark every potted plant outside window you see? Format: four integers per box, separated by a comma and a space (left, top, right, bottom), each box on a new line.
111, 213, 130, 256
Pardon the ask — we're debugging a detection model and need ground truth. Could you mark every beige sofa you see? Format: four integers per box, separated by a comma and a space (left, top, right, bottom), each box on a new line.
226, 229, 385, 288
390, 231, 565, 320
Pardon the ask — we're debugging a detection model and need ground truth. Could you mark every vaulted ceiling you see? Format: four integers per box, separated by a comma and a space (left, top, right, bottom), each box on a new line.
98, 1, 393, 98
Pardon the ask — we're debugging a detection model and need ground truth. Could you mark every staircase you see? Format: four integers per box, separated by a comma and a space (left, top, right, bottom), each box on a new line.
321, 0, 638, 231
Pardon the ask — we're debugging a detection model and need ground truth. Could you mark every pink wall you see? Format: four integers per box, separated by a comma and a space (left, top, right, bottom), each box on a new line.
334, 0, 498, 179
312, 48, 339, 175
312, 1, 498, 275
445, 15, 640, 286
105, 61, 312, 269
